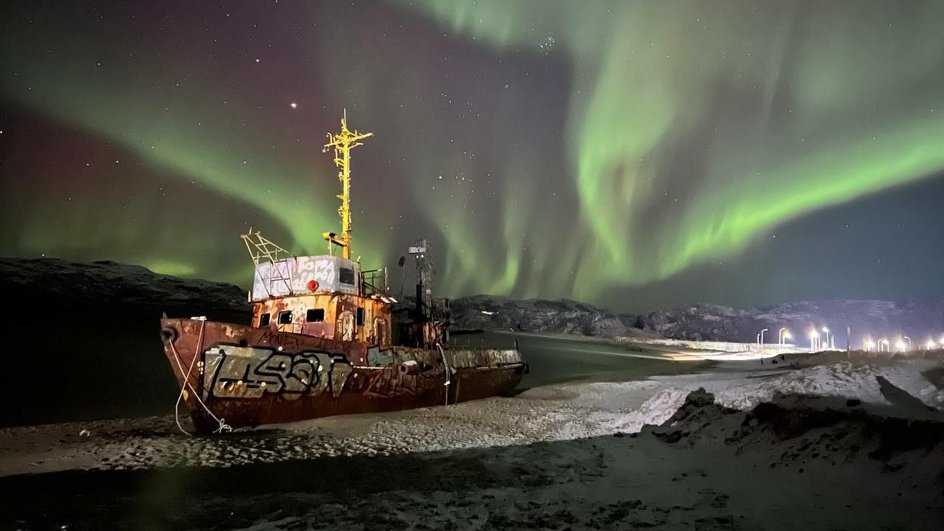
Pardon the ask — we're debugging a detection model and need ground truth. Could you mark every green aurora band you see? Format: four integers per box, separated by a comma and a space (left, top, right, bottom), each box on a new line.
403, 0, 944, 299
0, 6, 389, 282
1, 1, 943, 304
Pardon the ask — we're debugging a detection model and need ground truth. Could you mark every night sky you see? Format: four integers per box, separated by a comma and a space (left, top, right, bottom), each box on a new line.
1, 1, 942, 312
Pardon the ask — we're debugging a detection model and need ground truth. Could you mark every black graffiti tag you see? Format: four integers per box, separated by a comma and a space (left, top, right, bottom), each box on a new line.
206, 346, 352, 400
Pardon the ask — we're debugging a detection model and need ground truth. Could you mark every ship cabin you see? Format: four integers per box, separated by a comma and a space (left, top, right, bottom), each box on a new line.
249, 254, 394, 348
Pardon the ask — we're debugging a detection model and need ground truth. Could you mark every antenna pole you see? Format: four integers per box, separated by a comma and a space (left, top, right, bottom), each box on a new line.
323, 109, 372, 259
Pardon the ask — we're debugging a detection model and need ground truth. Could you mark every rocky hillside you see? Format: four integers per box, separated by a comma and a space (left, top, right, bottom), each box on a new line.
0, 257, 248, 312
3, 257, 941, 345
448, 295, 646, 337
635, 300, 944, 346
2, 258, 644, 338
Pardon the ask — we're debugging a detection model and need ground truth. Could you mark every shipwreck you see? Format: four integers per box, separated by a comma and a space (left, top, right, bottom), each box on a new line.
159, 112, 526, 433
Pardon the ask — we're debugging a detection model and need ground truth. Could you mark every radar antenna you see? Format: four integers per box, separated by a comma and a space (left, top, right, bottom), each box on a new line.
408, 239, 435, 319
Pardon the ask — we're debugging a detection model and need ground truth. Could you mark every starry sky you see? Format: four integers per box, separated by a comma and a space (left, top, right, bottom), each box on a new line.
1, 1, 943, 312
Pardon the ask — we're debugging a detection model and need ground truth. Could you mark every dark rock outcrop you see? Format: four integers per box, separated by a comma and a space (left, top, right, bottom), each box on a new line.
0, 257, 248, 313
646, 389, 944, 464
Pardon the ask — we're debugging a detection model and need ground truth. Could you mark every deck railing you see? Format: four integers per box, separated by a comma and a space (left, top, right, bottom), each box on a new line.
361, 267, 388, 296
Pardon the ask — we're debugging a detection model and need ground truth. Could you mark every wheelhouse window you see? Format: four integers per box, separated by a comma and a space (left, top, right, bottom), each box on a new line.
278, 310, 294, 325
259, 313, 271, 326
306, 309, 325, 322
356, 308, 364, 326
339, 267, 355, 285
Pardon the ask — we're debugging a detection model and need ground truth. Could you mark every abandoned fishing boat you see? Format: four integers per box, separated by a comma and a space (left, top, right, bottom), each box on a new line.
159, 113, 526, 433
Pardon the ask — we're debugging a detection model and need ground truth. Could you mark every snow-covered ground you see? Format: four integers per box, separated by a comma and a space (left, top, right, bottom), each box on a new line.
0, 361, 941, 475
1, 358, 942, 529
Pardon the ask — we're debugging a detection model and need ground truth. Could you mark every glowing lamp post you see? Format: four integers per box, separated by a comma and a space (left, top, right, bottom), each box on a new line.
778, 327, 791, 345
821, 327, 830, 350
863, 337, 874, 352
809, 329, 819, 351
903, 336, 912, 351
760, 328, 768, 345
926, 339, 936, 351
878, 338, 889, 352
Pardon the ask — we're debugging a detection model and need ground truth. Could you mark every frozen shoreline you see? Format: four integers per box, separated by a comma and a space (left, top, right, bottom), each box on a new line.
1, 358, 943, 529
1, 360, 941, 476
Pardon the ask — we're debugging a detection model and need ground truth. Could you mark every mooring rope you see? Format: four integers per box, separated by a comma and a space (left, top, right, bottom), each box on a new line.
168, 321, 232, 435
437, 342, 452, 406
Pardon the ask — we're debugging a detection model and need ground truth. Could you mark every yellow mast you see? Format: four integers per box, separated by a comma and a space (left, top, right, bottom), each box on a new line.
322, 110, 372, 259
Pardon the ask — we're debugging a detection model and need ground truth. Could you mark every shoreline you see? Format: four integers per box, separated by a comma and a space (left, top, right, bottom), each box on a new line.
1, 357, 940, 476
2, 357, 942, 529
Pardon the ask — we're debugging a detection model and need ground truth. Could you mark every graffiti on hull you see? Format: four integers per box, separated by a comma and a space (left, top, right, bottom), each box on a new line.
203, 346, 352, 400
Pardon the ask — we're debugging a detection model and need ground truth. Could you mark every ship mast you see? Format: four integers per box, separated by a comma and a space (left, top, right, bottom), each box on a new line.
322, 109, 372, 260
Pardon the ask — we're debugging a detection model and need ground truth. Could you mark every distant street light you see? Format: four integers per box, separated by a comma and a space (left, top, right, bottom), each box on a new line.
809, 329, 819, 351
878, 338, 889, 352
822, 327, 830, 350
903, 336, 912, 350
760, 328, 768, 345
926, 339, 936, 350
779, 327, 791, 345
863, 337, 874, 351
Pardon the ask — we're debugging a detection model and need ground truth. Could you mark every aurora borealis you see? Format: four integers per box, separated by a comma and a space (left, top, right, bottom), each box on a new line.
1, 1, 943, 311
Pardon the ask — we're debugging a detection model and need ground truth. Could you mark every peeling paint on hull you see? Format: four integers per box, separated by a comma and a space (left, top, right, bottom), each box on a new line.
160, 318, 525, 433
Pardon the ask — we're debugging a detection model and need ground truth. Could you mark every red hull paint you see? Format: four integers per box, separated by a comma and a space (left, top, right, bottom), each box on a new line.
160, 318, 524, 432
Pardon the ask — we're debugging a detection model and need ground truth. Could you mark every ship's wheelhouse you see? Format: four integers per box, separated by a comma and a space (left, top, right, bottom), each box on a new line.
249, 254, 394, 347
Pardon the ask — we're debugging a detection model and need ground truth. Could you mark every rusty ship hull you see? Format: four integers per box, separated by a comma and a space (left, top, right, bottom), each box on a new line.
161, 318, 525, 433
159, 113, 526, 434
